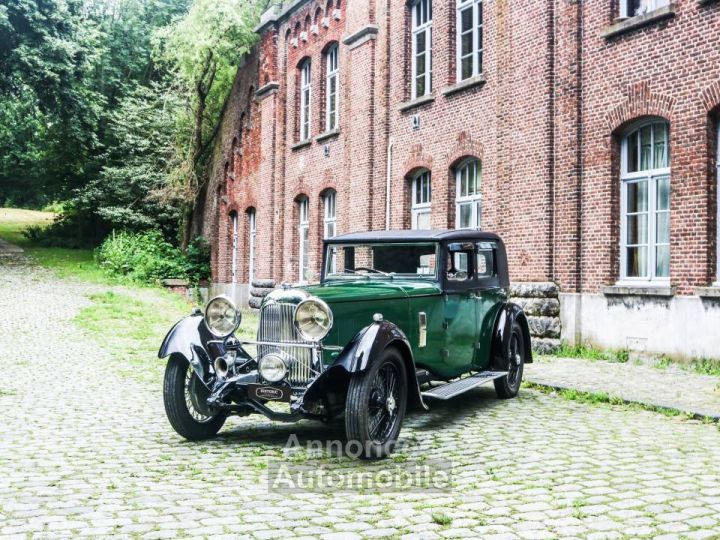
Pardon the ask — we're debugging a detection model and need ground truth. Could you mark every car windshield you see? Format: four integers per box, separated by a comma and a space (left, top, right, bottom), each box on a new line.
324, 242, 439, 280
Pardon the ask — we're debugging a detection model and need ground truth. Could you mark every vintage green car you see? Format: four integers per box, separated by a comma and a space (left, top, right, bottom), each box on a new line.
159, 230, 532, 458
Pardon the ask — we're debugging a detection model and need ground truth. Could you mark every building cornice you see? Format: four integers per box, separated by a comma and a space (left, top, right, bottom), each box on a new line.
342, 24, 380, 49
255, 81, 280, 101
255, 0, 315, 34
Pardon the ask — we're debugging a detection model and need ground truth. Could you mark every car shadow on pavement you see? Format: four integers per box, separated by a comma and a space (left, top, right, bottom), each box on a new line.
212, 385, 510, 451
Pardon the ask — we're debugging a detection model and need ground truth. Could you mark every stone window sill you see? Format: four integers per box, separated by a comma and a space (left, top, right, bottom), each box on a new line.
290, 139, 312, 151
255, 81, 279, 100
442, 75, 487, 97
602, 4, 677, 39
603, 285, 676, 297
399, 93, 436, 113
696, 286, 720, 298
315, 128, 340, 143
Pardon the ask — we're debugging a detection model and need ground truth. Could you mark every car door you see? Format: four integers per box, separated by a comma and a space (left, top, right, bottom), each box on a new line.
441, 242, 478, 376
472, 241, 505, 370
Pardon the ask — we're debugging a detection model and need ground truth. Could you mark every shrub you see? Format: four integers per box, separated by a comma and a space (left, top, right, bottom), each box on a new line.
97, 230, 188, 284
184, 236, 211, 285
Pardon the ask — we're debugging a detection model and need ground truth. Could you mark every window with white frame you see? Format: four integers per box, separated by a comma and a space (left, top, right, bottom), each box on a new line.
620, 120, 670, 282
325, 45, 339, 132
324, 190, 337, 273
456, 0, 483, 81
299, 60, 312, 141
247, 208, 256, 286
298, 197, 310, 282
456, 159, 482, 229
230, 212, 239, 282
411, 0, 433, 99
620, 0, 669, 18
411, 171, 432, 229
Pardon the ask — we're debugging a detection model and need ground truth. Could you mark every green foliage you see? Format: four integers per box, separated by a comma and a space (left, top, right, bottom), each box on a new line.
97, 230, 187, 284
96, 230, 211, 285
553, 341, 630, 363
185, 236, 211, 284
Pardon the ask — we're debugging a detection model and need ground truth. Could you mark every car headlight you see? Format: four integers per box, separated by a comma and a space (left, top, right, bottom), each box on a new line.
204, 296, 241, 338
258, 354, 288, 383
294, 298, 333, 341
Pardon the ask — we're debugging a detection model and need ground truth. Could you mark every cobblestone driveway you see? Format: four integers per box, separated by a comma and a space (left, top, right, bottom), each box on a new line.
2, 253, 720, 539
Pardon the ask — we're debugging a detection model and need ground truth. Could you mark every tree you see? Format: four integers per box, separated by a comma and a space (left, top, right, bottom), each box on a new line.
154, 0, 277, 247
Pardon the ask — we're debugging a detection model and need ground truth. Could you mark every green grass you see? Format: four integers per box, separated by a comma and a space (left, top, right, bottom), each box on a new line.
551, 341, 630, 363
523, 381, 717, 421
0, 208, 55, 246
0, 208, 117, 283
431, 513, 453, 526
74, 290, 259, 385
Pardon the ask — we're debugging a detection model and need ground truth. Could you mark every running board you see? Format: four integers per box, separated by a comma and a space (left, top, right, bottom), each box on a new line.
421, 371, 507, 400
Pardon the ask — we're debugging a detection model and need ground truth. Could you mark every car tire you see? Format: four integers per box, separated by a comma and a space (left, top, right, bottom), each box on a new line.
493, 322, 526, 399
345, 347, 408, 459
164, 354, 226, 440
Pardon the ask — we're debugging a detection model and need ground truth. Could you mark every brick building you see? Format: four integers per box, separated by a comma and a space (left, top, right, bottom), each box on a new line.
200, 0, 720, 359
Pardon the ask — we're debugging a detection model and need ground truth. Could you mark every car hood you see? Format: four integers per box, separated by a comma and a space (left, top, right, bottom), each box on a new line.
304, 280, 441, 303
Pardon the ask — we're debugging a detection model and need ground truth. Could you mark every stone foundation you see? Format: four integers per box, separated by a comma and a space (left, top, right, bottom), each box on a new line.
249, 279, 276, 309
510, 282, 561, 354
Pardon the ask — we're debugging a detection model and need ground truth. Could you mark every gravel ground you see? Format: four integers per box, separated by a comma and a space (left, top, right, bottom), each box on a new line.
1, 250, 720, 539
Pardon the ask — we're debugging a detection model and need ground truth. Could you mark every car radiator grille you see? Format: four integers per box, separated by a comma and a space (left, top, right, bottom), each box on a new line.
257, 303, 318, 387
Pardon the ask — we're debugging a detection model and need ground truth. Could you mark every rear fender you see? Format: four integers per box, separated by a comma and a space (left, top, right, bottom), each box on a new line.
491, 303, 533, 365
299, 321, 428, 412
158, 316, 216, 387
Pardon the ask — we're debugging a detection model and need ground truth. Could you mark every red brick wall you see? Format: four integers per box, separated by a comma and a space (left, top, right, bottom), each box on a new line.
203, 0, 720, 298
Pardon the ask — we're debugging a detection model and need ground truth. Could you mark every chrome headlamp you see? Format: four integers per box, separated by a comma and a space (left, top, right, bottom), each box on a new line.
294, 297, 333, 342
203, 296, 241, 338
258, 353, 288, 383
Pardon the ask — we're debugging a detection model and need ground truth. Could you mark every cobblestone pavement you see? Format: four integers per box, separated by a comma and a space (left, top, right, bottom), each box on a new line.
2, 251, 720, 539
525, 357, 720, 420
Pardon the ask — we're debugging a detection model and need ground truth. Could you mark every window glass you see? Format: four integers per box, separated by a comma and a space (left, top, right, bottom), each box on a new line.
621, 120, 671, 281
326, 45, 339, 131
456, 0, 483, 81
326, 243, 438, 278
476, 242, 495, 278
412, 0, 433, 98
446, 243, 474, 282
455, 159, 482, 229
412, 171, 432, 229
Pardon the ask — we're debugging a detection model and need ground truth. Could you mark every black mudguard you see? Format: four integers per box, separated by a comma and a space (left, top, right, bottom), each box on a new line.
492, 303, 533, 365
158, 316, 220, 388
297, 320, 428, 412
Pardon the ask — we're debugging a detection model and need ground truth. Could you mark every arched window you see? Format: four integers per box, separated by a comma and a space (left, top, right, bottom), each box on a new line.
411, 171, 432, 229
456, 159, 482, 229
325, 44, 339, 131
456, 0, 483, 81
299, 60, 312, 141
298, 197, 310, 282
230, 211, 239, 282
324, 190, 337, 273
411, 0, 432, 99
620, 119, 670, 281
247, 208, 256, 286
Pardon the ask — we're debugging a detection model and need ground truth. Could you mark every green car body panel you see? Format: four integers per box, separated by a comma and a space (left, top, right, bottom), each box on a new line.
265, 278, 508, 380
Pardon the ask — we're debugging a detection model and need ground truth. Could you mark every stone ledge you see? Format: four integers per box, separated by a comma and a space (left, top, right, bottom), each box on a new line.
511, 297, 560, 317
398, 93, 436, 113
602, 4, 677, 39
290, 139, 312, 151
161, 279, 189, 287
696, 286, 720, 298
510, 282, 559, 299
442, 75, 487, 97
532, 338, 561, 355
255, 81, 279, 100
342, 24, 379, 49
315, 128, 340, 142
251, 278, 275, 289
603, 285, 676, 297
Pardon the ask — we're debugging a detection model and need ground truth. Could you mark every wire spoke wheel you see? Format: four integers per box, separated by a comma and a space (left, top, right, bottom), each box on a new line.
184, 365, 216, 424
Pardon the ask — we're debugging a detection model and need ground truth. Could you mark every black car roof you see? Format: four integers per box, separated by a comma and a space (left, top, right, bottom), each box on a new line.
325, 229, 503, 244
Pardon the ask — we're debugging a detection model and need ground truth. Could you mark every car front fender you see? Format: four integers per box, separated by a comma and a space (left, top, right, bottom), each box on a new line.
158, 316, 216, 387
299, 320, 428, 412
492, 303, 533, 365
